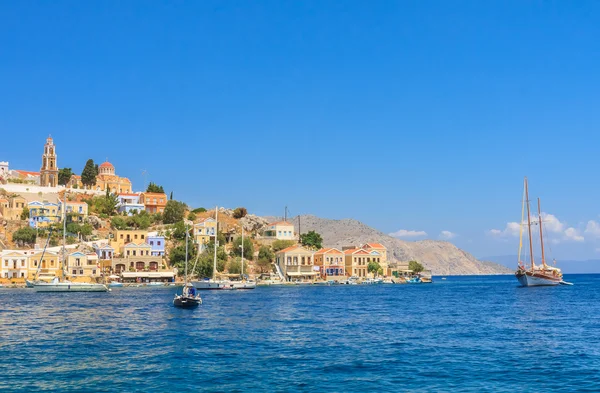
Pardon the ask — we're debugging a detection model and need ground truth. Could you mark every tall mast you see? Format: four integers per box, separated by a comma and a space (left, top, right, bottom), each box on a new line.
184, 222, 188, 285
537, 198, 546, 267
518, 178, 526, 265
241, 223, 244, 277
212, 206, 218, 281
525, 177, 535, 269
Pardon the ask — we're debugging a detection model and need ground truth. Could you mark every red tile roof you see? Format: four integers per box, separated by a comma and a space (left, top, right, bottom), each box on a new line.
268, 221, 293, 226
315, 248, 343, 255
364, 243, 386, 249
277, 245, 305, 253
99, 161, 114, 168
14, 170, 40, 177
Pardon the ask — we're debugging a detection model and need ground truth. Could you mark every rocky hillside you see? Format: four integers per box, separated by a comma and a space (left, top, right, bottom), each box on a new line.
278, 215, 512, 275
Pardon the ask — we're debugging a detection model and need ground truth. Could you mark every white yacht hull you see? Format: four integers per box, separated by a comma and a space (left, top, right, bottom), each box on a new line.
32, 281, 109, 292
228, 281, 256, 290
192, 281, 225, 290
516, 273, 560, 287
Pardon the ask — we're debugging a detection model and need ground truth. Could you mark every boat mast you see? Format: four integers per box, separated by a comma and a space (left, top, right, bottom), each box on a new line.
525, 177, 535, 269
241, 223, 244, 278
537, 198, 546, 267
184, 222, 188, 285
212, 206, 218, 281
518, 178, 526, 266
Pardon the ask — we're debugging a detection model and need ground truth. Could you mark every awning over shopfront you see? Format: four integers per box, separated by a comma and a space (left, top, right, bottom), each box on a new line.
286, 272, 318, 276
121, 271, 175, 278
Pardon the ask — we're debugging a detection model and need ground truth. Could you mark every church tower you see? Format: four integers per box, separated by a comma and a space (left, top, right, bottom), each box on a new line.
40, 136, 58, 187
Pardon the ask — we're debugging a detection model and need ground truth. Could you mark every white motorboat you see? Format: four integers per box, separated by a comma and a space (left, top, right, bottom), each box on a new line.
33, 277, 109, 292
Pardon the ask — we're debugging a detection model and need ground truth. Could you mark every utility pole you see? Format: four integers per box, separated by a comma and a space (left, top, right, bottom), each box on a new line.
284, 206, 287, 222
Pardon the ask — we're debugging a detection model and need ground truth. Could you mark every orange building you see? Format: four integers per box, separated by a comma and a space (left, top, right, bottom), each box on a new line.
140, 192, 167, 214
68, 161, 132, 193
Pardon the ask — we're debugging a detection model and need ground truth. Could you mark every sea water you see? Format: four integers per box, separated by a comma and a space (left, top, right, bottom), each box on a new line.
1, 275, 599, 392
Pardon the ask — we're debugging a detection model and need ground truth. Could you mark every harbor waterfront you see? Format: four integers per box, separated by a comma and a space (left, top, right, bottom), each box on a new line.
1, 275, 600, 392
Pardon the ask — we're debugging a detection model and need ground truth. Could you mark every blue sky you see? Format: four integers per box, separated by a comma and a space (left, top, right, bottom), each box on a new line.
1, 1, 599, 261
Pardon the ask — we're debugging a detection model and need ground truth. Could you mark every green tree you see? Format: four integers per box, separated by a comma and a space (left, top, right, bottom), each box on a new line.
79, 223, 93, 237
228, 257, 242, 274
12, 227, 37, 246
171, 220, 190, 241
169, 191, 173, 200
81, 159, 97, 188
146, 182, 165, 193
232, 236, 254, 260
111, 216, 127, 230
299, 230, 323, 250
257, 245, 275, 273
368, 261, 383, 277
163, 200, 186, 224
187, 212, 196, 221
232, 207, 248, 219
99, 190, 119, 216
130, 210, 152, 229
272, 239, 296, 252
20, 207, 29, 220
58, 168, 73, 186
192, 207, 207, 213
194, 253, 214, 279
409, 260, 425, 273
169, 239, 197, 273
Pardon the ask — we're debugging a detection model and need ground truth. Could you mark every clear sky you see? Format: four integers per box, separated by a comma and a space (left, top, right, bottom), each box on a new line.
1, 1, 599, 261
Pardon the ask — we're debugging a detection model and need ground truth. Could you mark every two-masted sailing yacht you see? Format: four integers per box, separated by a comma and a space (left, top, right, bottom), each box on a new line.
31, 195, 109, 293
515, 177, 564, 287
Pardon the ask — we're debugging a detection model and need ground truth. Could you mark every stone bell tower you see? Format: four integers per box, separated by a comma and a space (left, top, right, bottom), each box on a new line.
40, 136, 58, 187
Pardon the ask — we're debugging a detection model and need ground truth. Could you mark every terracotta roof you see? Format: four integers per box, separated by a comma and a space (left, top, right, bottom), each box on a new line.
14, 170, 40, 177
118, 193, 139, 197
278, 245, 303, 253
99, 161, 114, 168
344, 248, 370, 255
66, 201, 87, 205
364, 243, 386, 249
268, 221, 294, 226
315, 248, 343, 255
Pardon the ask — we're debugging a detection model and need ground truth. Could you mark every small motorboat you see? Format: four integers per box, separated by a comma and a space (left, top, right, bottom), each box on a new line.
108, 281, 124, 288
173, 283, 202, 308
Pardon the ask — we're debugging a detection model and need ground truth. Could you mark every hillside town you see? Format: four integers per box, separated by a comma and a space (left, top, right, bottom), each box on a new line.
0, 137, 425, 287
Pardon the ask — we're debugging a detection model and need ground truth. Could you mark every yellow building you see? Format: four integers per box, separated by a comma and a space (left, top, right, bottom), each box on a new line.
0, 196, 27, 220
194, 218, 217, 245
64, 201, 89, 222
110, 229, 149, 255
314, 248, 346, 278
361, 243, 388, 276
68, 161, 132, 193
66, 252, 100, 278
27, 251, 61, 278
28, 201, 61, 228
262, 221, 295, 240
344, 248, 374, 278
275, 245, 318, 281
123, 242, 152, 258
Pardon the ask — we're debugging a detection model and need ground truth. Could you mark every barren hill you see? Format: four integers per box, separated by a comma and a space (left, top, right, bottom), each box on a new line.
278, 215, 511, 275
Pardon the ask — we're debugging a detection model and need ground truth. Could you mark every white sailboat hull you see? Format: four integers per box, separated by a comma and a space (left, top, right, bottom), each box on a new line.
32, 281, 109, 292
192, 280, 225, 290
516, 273, 560, 287
226, 281, 256, 290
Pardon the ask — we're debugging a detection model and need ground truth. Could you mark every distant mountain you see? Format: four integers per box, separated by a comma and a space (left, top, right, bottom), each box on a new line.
269, 215, 512, 275
482, 255, 600, 274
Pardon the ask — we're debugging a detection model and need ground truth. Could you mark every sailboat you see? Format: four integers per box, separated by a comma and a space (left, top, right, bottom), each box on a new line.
514, 177, 565, 287
32, 195, 109, 293
173, 223, 202, 308
192, 206, 226, 290
229, 223, 256, 290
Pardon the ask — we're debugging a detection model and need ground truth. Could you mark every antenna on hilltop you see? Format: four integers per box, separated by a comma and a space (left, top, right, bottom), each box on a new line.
141, 169, 148, 190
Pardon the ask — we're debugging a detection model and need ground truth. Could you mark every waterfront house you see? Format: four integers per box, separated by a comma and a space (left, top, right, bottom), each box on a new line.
123, 242, 152, 258
314, 248, 346, 279
1, 251, 29, 279
343, 248, 373, 278
66, 252, 100, 278
147, 234, 165, 256
93, 242, 115, 260
117, 193, 145, 215
28, 201, 60, 228
362, 243, 388, 262
275, 245, 318, 281
27, 251, 60, 278
193, 218, 217, 245
262, 221, 295, 241
139, 192, 167, 214
110, 229, 148, 255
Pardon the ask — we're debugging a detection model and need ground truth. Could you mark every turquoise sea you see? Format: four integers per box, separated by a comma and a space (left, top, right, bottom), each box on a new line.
1, 275, 600, 392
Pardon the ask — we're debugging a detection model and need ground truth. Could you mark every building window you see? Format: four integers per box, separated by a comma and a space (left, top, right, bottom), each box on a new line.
141, 235, 145, 239
120, 234, 124, 239
72, 269, 77, 275
134, 234, 138, 239
157, 241, 161, 246
93, 270, 96, 275
150, 241, 154, 246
